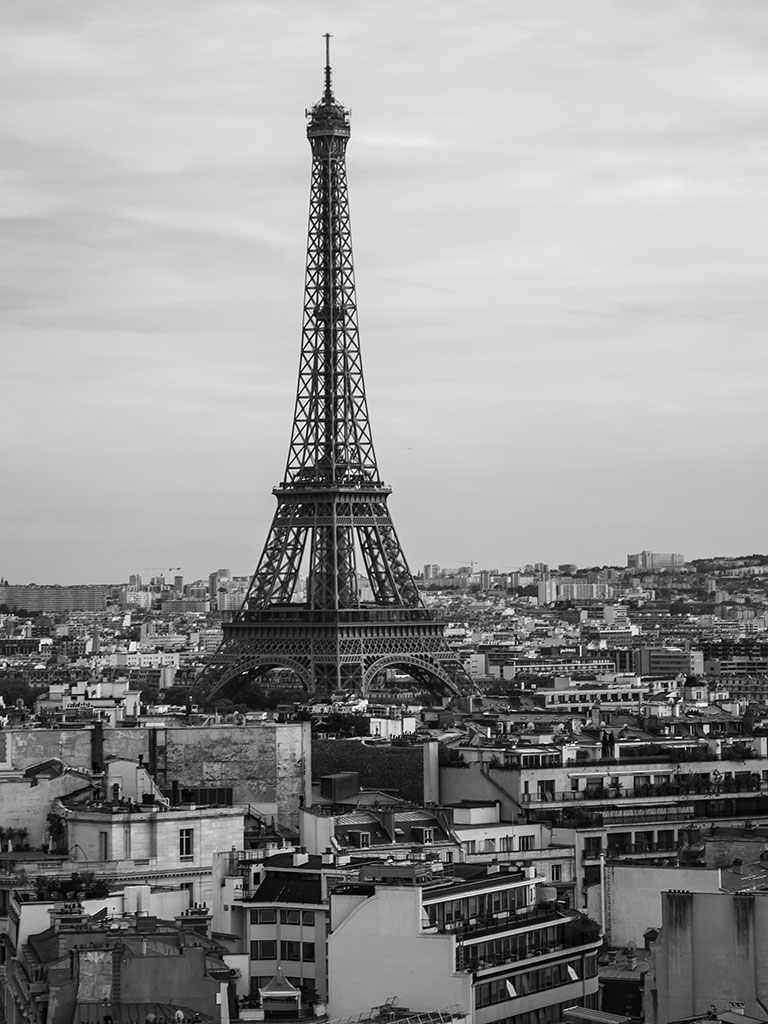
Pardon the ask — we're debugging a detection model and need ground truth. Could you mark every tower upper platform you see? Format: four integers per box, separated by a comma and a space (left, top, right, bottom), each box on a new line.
307, 34, 350, 142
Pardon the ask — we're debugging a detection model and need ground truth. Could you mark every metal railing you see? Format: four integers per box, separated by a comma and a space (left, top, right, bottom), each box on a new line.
435, 905, 564, 941
324, 1004, 466, 1024
525, 779, 763, 804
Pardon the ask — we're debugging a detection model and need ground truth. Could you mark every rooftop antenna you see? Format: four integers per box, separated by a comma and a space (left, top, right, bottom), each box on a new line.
323, 32, 334, 103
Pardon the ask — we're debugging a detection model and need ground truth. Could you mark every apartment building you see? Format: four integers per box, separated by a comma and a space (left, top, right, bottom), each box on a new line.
328, 860, 601, 1023
300, 804, 461, 862
528, 676, 650, 716
1, 896, 230, 1024
0, 586, 109, 613
60, 803, 244, 906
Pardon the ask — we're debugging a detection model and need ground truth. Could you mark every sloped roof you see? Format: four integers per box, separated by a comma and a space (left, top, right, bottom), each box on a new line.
251, 876, 322, 904
260, 968, 300, 997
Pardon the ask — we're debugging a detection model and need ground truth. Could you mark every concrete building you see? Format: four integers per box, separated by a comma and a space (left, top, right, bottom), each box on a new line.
35, 677, 141, 726
443, 803, 576, 905
0, 586, 109, 613
645, 890, 768, 1023
594, 861, 722, 947
1, 896, 232, 1024
61, 803, 245, 907
328, 861, 601, 1022
299, 804, 460, 862
626, 551, 685, 571
633, 646, 704, 677
1, 719, 311, 831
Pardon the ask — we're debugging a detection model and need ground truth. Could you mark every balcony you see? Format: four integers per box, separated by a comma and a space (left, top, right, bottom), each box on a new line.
581, 842, 677, 861
454, 916, 602, 972
437, 904, 581, 945
565, 747, 757, 767
525, 778, 763, 806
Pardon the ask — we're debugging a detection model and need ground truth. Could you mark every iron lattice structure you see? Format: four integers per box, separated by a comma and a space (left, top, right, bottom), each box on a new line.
206, 43, 469, 698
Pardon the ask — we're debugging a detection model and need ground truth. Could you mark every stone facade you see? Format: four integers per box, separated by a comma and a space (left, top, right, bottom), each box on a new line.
1, 720, 311, 830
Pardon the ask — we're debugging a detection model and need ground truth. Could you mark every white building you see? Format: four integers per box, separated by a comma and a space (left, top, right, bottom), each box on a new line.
328, 861, 601, 1023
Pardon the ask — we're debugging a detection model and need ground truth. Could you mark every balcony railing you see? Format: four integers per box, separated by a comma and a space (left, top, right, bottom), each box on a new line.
581, 842, 677, 861
454, 919, 601, 972
565, 748, 757, 767
435, 905, 565, 943
526, 779, 763, 804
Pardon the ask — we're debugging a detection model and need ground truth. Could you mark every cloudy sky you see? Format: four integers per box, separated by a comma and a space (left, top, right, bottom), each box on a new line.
3, 0, 767, 584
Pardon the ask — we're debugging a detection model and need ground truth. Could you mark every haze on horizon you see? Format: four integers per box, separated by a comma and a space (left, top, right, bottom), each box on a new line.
2, 1, 767, 586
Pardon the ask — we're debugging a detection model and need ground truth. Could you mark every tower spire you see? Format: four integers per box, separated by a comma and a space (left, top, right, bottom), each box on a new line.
323, 32, 334, 103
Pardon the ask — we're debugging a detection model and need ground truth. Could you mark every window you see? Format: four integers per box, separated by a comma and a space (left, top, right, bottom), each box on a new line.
99, 832, 109, 860
519, 835, 534, 852
280, 910, 301, 925
259, 909, 276, 924
302, 910, 315, 926
179, 828, 194, 860
280, 940, 301, 961
250, 940, 276, 960
551, 864, 562, 882
302, 942, 315, 962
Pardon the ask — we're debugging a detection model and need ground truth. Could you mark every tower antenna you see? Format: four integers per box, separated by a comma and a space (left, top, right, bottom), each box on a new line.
323, 32, 334, 102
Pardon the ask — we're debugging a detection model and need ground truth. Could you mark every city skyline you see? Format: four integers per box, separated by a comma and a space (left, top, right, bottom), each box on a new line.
4, 1, 767, 584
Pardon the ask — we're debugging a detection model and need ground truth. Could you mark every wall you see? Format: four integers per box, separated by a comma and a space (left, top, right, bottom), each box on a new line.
440, 763, 522, 821
66, 807, 244, 868
120, 944, 219, 1015
0, 772, 91, 846
649, 891, 768, 1024
604, 863, 721, 947
3, 721, 310, 830
328, 886, 469, 1018
313, 740, 426, 803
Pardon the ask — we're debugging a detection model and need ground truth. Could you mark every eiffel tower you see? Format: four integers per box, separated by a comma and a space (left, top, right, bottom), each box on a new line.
206, 40, 469, 699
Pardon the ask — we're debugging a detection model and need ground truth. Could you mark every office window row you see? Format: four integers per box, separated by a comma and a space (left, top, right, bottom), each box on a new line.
249, 909, 315, 925
249, 940, 315, 963
475, 956, 593, 1008
492, 993, 599, 1024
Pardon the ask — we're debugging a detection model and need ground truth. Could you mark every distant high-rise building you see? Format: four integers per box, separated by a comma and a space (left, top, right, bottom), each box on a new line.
627, 550, 685, 571
208, 568, 231, 610
0, 585, 108, 613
